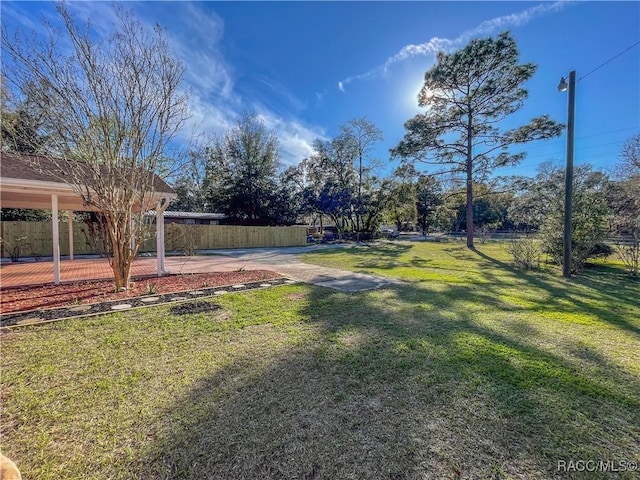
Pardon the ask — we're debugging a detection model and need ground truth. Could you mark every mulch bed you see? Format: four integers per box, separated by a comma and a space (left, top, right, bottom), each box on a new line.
0, 270, 282, 315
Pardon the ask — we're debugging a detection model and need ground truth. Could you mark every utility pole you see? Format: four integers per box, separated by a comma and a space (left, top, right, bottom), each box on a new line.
559, 70, 576, 278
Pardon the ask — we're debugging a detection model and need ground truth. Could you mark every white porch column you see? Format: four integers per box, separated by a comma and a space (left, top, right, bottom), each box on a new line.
52, 194, 60, 284
67, 210, 74, 260
156, 199, 169, 276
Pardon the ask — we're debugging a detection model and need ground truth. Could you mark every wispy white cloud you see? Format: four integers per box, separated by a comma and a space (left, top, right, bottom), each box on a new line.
338, 0, 569, 91
182, 93, 238, 140
67, 1, 123, 36
315, 90, 326, 106
255, 110, 326, 166
1, 3, 40, 31
143, 2, 324, 164
63, 2, 239, 140
254, 75, 307, 113
162, 3, 235, 100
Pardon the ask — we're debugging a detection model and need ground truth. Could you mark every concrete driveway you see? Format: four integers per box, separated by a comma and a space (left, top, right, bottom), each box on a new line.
192, 244, 401, 292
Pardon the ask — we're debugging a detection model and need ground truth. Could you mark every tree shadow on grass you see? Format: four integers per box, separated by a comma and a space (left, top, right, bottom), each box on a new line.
133, 342, 433, 479
440, 245, 640, 335
306, 242, 413, 260
300, 284, 640, 477
467, 247, 640, 336
130, 277, 639, 479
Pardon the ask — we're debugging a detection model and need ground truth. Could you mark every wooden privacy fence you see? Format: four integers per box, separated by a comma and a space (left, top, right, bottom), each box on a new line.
0, 220, 97, 259
145, 224, 308, 252
0, 221, 308, 258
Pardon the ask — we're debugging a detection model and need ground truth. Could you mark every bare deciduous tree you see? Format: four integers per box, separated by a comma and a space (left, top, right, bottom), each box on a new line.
2, 3, 189, 289
619, 133, 640, 175
610, 134, 640, 276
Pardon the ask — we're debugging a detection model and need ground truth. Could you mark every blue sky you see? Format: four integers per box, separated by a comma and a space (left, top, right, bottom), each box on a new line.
2, 1, 639, 179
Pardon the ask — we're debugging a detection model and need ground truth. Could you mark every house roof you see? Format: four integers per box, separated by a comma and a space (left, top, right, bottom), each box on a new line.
0, 151, 175, 193
146, 211, 226, 220
0, 151, 176, 211
1, 152, 65, 183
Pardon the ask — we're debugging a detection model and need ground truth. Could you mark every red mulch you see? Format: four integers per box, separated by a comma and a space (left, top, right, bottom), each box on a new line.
0, 270, 281, 314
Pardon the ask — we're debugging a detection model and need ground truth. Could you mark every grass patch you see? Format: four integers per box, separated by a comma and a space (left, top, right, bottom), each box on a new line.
1, 242, 639, 479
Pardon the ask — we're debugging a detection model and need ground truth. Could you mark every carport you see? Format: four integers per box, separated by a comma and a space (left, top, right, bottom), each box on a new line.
0, 151, 176, 284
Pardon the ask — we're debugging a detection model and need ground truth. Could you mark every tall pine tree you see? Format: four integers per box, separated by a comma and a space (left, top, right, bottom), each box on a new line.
392, 32, 562, 248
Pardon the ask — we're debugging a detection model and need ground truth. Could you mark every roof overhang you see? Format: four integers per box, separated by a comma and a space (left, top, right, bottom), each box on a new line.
0, 177, 176, 212
0, 177, 95, 211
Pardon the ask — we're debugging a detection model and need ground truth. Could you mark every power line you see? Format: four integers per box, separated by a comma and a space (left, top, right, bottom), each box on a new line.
509, 149, 624, 171
578, 41, 640, 82
575, 126, 639, 141
524, 140, 626, 158
518, 150, 620, 166
511, 126, 639, 152
519, 140, 629, 162
510, 141, 630, 167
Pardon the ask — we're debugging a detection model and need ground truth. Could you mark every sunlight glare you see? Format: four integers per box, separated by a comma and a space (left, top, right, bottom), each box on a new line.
400, 76, 427, 115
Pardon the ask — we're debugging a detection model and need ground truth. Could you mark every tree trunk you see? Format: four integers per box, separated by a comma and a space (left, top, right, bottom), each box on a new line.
466, 168, 474, 248
466, 116, 474, 249
357, 153, 362, 235
112, 251, 132, 291
107, 214, 134, 291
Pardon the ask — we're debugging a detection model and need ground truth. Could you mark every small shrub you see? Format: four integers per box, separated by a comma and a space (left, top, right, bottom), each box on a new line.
0, 235, 29, 261
507, 236, 541, 270
476, 224, 497, 244
539, 232, 609, 274
165, 224, 204, 256
614, 234, 639, 276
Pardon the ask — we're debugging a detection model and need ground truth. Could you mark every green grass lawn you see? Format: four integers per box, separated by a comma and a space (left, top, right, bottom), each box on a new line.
1, 241, 639, 479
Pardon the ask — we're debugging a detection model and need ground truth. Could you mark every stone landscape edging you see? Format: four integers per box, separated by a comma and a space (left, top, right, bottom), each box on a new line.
0, 278, 296, 329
